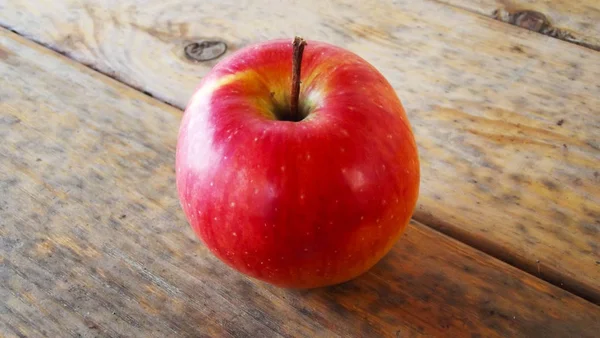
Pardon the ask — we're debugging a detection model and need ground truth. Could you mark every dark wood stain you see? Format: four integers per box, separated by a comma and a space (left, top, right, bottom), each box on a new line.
0, 45, 13, 60
579, 223, 598, 236
541, 179, 559, 191
511, 45, 525, 53
509, 173, 525, 184
516, 223, 529, 234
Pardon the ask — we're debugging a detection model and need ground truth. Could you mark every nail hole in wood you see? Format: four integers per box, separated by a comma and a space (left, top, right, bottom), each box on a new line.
184, 40, 227, 62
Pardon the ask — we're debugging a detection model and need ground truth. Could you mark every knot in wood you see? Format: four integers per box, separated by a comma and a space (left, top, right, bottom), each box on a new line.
512, 10, 550, 32
184, 40, 227, 62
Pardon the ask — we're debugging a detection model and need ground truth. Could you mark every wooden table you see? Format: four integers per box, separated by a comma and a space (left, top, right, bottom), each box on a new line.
1, 1, 599, 337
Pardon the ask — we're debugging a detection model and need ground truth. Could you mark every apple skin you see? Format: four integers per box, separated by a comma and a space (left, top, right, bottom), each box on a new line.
176, 39, 420, 288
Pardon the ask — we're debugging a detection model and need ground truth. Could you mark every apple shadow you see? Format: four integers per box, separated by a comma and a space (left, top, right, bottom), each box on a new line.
276, 225, 465, 336
272, 222, 553, 337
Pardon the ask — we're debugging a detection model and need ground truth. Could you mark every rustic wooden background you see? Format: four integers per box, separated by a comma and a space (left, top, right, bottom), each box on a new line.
1, 0, 599, 337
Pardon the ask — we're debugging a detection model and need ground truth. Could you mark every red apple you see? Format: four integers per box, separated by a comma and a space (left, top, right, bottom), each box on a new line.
176, 37, 420, 288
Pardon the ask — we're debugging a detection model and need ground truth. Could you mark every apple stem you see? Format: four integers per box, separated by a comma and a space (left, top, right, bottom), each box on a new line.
290, 36, 307, 121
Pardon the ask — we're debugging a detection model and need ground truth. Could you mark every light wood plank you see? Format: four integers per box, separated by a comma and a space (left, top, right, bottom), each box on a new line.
1, 0, 599, 302
2, 28, 600, 337
437, 0, 600, 50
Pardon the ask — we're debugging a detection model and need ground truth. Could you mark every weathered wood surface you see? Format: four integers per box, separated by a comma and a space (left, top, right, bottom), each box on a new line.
438, 0, 600, 50
2, 0, 599, 302
2, 29, 600, 337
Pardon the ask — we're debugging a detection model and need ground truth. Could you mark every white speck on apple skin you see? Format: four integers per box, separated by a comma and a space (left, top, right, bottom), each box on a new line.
344, 168, 367, 193
387, 134, 393, 139
254, 137, 258, 142
233, 232, 237, 236
300, 194, 305, 200
214, 217, 218, 221
230, 202, 236, 207
360, 216, 364, 220
280, 166, 286, 172
210, 181, 214, 187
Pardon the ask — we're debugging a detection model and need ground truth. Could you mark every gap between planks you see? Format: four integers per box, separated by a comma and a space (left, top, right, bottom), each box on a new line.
2, 24, 598, 307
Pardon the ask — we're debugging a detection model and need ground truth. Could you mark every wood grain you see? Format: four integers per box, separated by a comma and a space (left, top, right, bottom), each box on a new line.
437, 0, 600, 50
2, 0, 598, 302
2, 28, 600, 337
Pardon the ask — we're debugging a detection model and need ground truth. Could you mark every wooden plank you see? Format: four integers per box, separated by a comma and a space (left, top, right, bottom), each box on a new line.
1, 28, 600, 338
436, 0, 600, 51
2, 0, 598, 303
